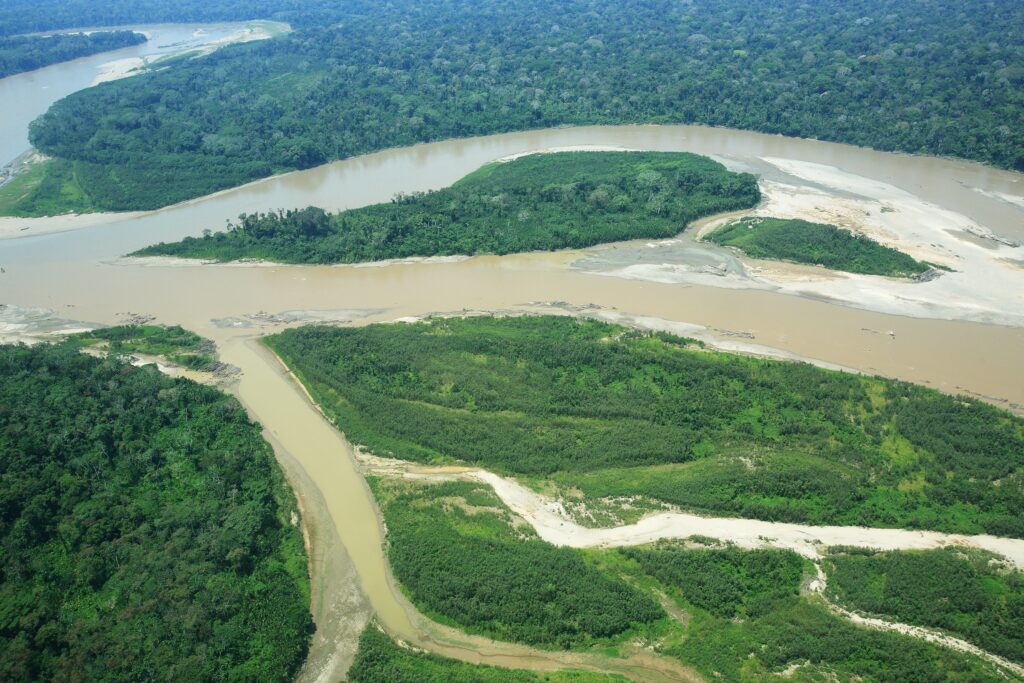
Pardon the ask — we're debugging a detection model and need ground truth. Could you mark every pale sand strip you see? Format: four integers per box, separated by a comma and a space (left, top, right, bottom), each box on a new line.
469, 469, 1024, 566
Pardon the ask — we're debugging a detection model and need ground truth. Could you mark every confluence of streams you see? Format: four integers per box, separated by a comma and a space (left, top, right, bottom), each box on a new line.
3, 119, 1024, 681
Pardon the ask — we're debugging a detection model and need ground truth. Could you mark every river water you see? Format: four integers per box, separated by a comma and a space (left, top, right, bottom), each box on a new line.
0, 22, 284, 167
2, 46, 1024, 683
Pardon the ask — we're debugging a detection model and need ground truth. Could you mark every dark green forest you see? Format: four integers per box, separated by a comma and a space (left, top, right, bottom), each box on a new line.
266, 316, 1024, 537
10, 0, 1023, 212
0, 343, 312, 681
70, 324, 216, 370
826, 547, 1024, 664
0, 31, 146, 79
705, 217, 933, 277
348, 624, 626, 683
133, 153, 759, 262
371, 478, 663, 649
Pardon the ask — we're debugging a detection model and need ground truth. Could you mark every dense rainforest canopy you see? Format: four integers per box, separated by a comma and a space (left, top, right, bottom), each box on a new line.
7, 0, 1022, 212
0, 31, 146, 79
705, 217, 933, 277
267, 316, 1024, 537
0, 343, 312, 681
133, 152, 760, 262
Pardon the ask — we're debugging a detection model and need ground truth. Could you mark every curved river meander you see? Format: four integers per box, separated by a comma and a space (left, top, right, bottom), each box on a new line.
2, 29, 1024, 682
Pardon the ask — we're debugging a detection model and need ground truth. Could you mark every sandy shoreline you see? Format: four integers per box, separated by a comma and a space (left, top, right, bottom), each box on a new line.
496, 144, 642, 162
115, 253, 474, 268
579, 160, 1024, 328
0, 210, 142, 240
91, 22, 286, 85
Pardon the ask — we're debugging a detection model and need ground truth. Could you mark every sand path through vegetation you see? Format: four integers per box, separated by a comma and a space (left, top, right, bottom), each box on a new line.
466, 469, 1024, 566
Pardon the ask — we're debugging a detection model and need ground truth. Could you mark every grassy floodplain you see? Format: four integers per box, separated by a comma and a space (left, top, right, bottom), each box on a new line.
265, 315, 1024, 538
826, 547, 1024, 665
0, 158, 98, 218
354, 475, 1006, 681
133, 152, 760, 263
704, 217, 933, 277
621, 540, 1004, 681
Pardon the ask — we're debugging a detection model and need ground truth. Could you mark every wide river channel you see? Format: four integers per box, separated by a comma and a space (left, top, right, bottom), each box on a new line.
2, 29, 1024, 682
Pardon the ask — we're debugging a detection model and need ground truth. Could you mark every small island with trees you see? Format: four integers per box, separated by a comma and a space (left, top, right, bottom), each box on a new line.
132, 152, 760, 263
703, 217, 935, 277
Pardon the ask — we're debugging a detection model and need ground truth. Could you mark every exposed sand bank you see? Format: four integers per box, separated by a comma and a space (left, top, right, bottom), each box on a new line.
580, 159, 1024, 327
0, 211, 143, 240
91, 22, 287, 85
116, 254, 473, 268
497, 144, 642, 162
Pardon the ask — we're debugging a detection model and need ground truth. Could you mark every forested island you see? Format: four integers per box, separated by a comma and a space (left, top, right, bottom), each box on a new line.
0, 31, 146, 79
0, 343, 312, 681
705, 217, 934, 277
266, 316, 1024, 538
133, 152, 760, 262
265, 315, 1023, 680
4, 0, 1020, 213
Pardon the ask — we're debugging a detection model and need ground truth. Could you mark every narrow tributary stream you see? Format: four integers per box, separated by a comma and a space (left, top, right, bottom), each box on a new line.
221, 336, 705, 683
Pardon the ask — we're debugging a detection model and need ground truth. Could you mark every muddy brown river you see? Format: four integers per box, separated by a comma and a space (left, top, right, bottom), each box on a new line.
2, 60, 1024, 683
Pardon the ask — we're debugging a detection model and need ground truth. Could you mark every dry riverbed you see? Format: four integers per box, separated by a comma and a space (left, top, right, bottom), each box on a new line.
356, 453, 1024, 569
358, 453, 1024, 678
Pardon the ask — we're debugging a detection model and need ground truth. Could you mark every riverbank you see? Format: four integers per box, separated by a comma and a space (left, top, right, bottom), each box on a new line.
227, 335, 703, 683
10, 134, 1021, 330
90, 20, 288, 85
0, 208, 142, 239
